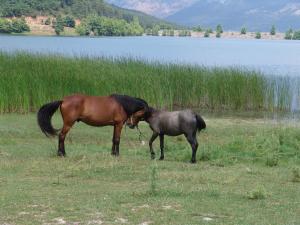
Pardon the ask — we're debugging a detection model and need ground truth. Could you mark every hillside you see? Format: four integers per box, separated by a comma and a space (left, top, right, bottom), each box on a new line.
166, 0, 300, 31
106, 0, 198, 18
0, 0, 177, 29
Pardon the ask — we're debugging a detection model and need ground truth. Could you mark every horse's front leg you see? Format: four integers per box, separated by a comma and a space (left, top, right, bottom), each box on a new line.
159, 134, 164, 160
149, 132, 158, 159
112, 123, 123, 156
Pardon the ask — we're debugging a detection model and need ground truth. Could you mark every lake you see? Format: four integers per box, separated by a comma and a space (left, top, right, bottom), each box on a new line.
1, 35, 300, 77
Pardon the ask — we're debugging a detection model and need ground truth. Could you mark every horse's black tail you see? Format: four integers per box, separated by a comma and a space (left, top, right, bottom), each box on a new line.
195, 114, 206, 132
37, 101, 63, 137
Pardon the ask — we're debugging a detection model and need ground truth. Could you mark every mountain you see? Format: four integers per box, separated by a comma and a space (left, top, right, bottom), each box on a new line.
0, 0, 177, 28
166, 0, 300, 31
106, 0, 198, 18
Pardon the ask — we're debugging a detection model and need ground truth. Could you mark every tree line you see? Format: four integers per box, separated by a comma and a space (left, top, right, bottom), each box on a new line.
75, 15, 143, 36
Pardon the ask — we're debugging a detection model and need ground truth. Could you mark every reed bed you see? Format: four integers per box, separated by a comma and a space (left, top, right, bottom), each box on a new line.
0, 52, 296, 113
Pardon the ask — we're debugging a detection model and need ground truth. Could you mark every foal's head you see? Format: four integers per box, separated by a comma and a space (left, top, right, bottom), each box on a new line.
126, 106, 156, 128
126, 109, 147, 129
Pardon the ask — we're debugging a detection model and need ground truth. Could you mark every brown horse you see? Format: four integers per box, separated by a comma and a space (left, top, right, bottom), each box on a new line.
37, 94, 149, 157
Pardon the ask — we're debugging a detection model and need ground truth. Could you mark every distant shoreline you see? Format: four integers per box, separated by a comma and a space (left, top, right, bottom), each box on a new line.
190, 31, 286, 40
0, 16, 294, 41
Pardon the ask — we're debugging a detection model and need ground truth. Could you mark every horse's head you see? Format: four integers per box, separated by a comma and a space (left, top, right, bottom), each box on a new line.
126, 108, 147, 129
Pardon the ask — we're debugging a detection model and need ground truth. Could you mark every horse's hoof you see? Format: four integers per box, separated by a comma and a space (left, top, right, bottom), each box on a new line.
190, 160, 196, 164
159, 157, 164, 160
57, 152, 66, 157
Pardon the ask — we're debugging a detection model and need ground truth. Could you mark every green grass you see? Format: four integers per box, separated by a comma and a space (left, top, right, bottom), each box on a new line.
0, 52, 297, 113
0, 114, 299, 224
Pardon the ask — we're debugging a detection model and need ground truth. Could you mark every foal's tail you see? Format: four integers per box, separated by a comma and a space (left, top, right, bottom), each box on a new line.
195, 114, 206, 132
37, 101, 63, 137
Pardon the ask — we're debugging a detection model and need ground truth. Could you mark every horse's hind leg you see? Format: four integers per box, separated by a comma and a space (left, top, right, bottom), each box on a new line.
159, 134, 165, 160
149, 132, 158, 159
58, 123, 73, 157
185, 133, 198, 163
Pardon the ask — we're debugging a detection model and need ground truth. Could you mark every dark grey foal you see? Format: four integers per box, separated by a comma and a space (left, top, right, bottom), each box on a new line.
144, 108, 206, 163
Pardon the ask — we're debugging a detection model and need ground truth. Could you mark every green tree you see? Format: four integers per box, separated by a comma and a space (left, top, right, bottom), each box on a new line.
0, 18, 12, 33
194, 26, 202, 32
241, 27, 247, 35
53, 16, 64, 35
152, 25, 160, 36
270, 25, 276, 35
207, 28, 213, 33
216, 24, 223, 33
255, 32, 261, 39
293, 30, 300, 40
216, 31, 221, 38
75, 22, 90, 35
11, 18, 30, 33
64, 16, 75, 27
285, 28, 293, 40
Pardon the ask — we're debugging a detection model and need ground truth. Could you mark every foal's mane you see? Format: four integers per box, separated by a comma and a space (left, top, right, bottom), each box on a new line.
111, 94, 149, 116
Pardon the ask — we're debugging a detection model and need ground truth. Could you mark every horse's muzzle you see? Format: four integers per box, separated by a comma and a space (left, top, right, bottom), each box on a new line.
128, 124, 135, 129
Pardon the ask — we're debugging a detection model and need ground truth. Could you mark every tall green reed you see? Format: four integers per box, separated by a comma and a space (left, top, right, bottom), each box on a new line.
0, 52, 296, 113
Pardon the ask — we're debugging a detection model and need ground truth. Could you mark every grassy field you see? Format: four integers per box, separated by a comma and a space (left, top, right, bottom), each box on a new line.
0, 114, 299, 225
0, 52, 298, 113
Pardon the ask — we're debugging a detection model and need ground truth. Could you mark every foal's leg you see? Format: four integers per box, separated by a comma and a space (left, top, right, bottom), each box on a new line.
112, 123, 123, 156
58, 123, 73, 157
149, 132, 158, 159
159, 134, 165, 160
185, 133, 199, 163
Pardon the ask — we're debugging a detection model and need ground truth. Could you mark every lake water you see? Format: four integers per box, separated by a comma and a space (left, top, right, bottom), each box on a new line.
1, 35, 300, 77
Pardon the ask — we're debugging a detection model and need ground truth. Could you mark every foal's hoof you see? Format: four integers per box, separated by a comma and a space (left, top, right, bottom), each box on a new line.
159, 156, 164, 161
190, 159, 196, 164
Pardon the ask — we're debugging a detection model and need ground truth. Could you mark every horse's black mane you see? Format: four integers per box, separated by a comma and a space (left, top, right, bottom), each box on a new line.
111, 94, 149, 116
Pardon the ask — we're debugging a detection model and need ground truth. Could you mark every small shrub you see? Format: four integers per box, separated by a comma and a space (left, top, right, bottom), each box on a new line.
255, 32, 261, 39
204, 30, 210, 38
247, 186, 267, 200
241, 27, 247, 35
292, 167, 300, 182
216, 31, 221, 38
265, 154, 278, 167
44, 17, 51, 25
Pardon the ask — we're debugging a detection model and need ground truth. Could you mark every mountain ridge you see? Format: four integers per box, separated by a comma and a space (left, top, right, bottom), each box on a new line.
166, 0, 300, 31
